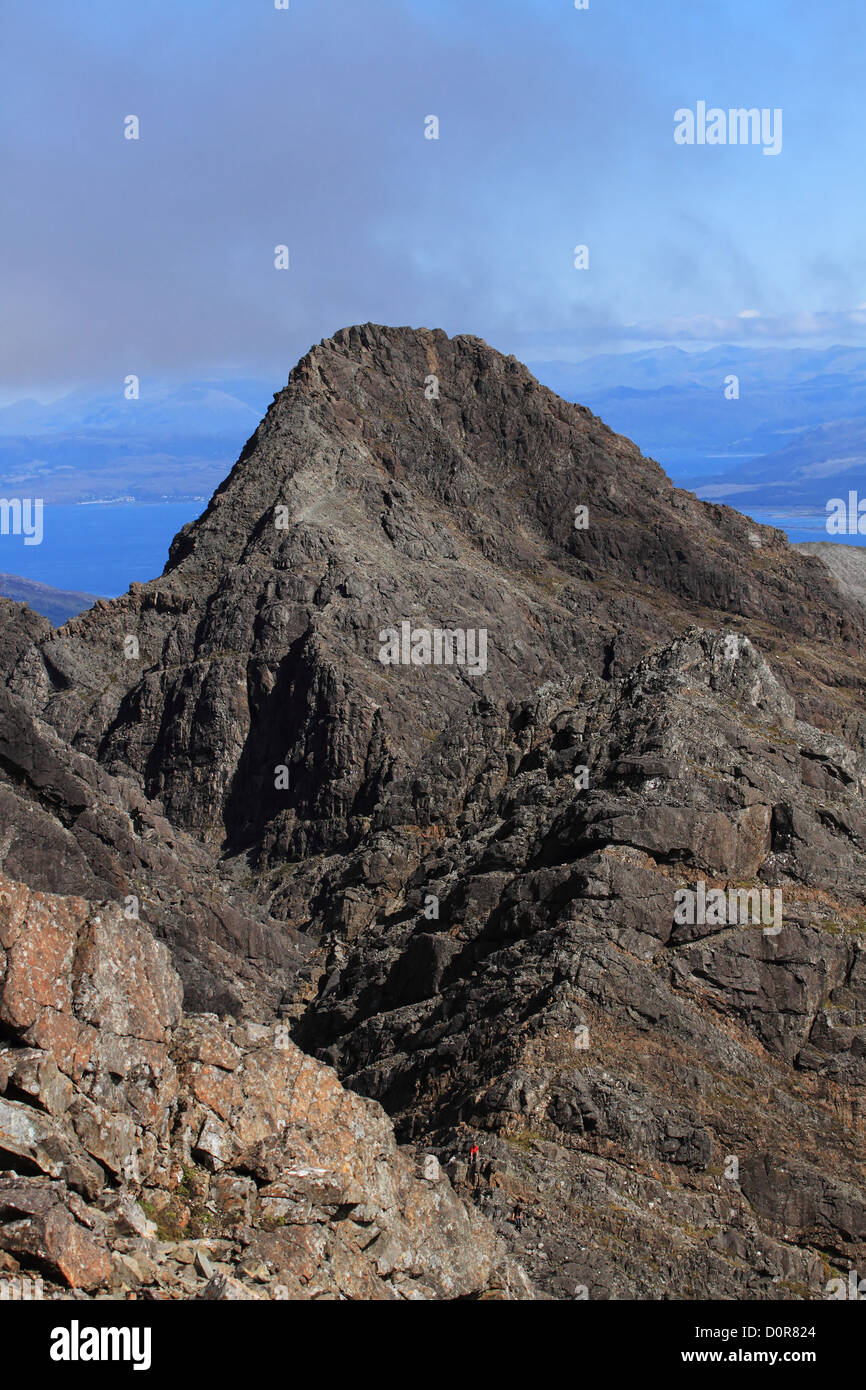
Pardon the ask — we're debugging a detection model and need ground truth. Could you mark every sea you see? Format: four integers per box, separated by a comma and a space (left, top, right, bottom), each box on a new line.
745, 510, 866, 547
0, 502, 204, 597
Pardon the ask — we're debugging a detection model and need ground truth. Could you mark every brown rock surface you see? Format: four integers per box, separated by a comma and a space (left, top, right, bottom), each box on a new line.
0, 871, 523, 1299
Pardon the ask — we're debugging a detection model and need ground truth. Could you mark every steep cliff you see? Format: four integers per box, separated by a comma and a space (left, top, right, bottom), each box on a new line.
1, 326, 864, 1299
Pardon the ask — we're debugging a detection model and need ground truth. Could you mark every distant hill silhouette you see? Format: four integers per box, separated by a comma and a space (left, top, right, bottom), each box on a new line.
0, 571, 97, 625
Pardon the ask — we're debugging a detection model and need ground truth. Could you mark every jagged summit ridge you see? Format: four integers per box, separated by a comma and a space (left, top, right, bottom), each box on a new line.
1, 328, 866, 1298
4, 324, 865, 871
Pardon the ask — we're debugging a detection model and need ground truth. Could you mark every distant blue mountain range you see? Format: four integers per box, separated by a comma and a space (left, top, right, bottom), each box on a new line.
0, 375, 276, 504
0, 572, 97, 627
530, 344, 866, 484
694, 417, 866, 512
6, 348, 866, 506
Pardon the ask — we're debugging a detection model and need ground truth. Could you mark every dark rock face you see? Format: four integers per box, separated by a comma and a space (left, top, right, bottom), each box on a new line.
1, 324, 866, 1299
293, 629, 866, 1296
8, 326, 865, 865
0, 610, 316, 1021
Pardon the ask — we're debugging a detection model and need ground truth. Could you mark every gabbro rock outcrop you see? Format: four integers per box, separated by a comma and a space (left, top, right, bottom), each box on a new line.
1, 324, 866, 1299
0, 873, 524, 1299
294, 627, 866, 1297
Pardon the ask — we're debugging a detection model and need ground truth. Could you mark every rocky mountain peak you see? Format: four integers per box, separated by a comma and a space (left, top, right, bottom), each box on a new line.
13, 328, 860, 863
1, 328, 866, 1300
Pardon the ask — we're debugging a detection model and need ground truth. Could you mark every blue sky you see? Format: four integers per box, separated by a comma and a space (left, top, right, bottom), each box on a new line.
2, 0, 865, 398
